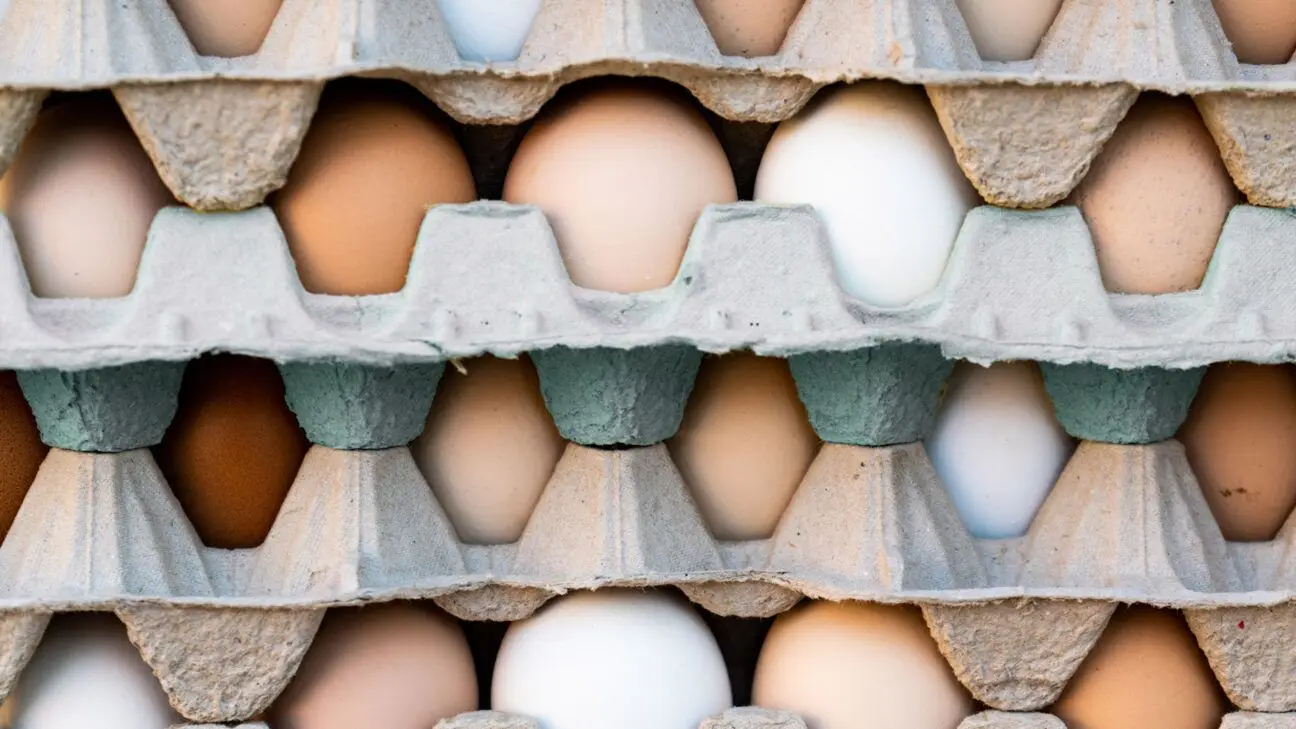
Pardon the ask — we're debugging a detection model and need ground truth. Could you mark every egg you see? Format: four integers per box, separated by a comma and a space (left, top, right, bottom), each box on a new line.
3, 613, 179, 729
925, 362, 1075, 539
269, 602, 478, 729
1051, 606, 1227, 729
0, 96, 172, 299
753, 601, 974, 729
1178, 363, 1296, 542
412, 356, 564, 545
1070, 94, 1237, 295
167, 0, 283, 57
503, 82, 737, 294
493, 590, 732, 729
694, 0, 805, 57
667, 353, 819, 541
153, 355, 310, 549
0, 371, 47, 543
1211, 0, 1296, 64
954, 0, 1063, 61
273, 82, 475, 296
755, 83, 979, 308
436, 0, 542, 62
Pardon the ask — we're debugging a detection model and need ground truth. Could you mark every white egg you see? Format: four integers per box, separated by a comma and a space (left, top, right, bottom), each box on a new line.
755, 83, 979, 308
925, 362, 1075, 539
492, 590, 732, 729
436, 0, 542, 62
5, 613, 179, 729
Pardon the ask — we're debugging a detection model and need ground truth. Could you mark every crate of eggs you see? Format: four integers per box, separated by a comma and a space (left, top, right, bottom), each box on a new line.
1, 0, 1296, 728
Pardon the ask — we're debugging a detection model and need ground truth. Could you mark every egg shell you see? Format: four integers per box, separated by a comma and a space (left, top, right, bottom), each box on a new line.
273, 82, 476, 296
503, 82, 737, 294
492, 590, 732, 729
953, 0, 1063, 61
412, 356, 565, 545
436, 0, 542, 62
755, 82, 980, 308
4, 613, 179, 729
153, 355, 310, 549
18, 361, 185, 453
1070, 94, 1237, 295
269, 602, 478, 729
667, 353, 819, 541
753, 601, 975, 729
1211, 0, 1296, 64
1179, 363, 1296, 542
0, 96, 172, 299
1051, 606, 1228, 729
1039, 363, 1205, 444
167, 0, 283, 57
0, 370, 46, 541
925, 361, 1075, 539
694, 0, 805, 57
278, 360, 445, 450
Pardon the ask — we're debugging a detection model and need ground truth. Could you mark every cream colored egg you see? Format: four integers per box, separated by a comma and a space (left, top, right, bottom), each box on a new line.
755, 83, 979, 308
668, 353, 819, 541
954, 0, 1063, 61
504, 83, 737, 294
1071, 95, 1237, 295
754, 601, 975, 729
168, 0, 283, 57
0, 97, 173, 299
412, 356, 565, 545
1212, 0, 1296, 64
694, 0, 805, 57
1051, 606, 1227, 729
270, 602, 478, 729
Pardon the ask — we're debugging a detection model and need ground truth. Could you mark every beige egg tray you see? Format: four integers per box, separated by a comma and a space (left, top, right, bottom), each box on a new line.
0, 0, 1293, 210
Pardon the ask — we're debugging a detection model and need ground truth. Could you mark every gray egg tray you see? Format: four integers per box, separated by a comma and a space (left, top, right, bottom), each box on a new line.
0, 0, 1294, 210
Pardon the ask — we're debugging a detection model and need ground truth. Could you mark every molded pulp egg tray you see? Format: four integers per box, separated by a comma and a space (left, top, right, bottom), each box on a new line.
3, 0, 1296, 728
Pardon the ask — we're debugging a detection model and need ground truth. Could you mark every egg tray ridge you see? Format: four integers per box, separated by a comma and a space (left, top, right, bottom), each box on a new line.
0, 0, 1293, 210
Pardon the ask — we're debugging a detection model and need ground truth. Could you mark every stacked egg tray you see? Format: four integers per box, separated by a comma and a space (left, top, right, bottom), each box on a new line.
3, 0, 1296, 728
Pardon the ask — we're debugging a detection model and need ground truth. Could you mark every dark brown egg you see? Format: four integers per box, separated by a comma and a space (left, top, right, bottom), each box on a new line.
0, 371, 47, 541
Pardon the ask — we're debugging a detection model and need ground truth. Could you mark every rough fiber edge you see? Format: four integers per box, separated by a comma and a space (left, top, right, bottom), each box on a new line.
278, 360, 444, 450
16, 361, 185, 452
1039, 363, 1205, 444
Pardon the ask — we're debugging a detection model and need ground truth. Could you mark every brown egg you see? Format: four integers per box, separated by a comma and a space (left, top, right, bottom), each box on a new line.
1051, 606, 1227, 729
168, 0, 284, 57
0, 371, 47, 541
754, 601, 975, 729
154, 355, 310, 549
1178, 363, 1296, 542
1071, 95, 1237, 295
270, 602, 478, 729
668, 353, 819, 541
954, 0, 1063, 61
0, 96, 173, 299
273, 83, 476, 296
503, 82, 737, 294
1211, 0, 1296, 64
411, 356, 564, 545
694, 0, 805, 57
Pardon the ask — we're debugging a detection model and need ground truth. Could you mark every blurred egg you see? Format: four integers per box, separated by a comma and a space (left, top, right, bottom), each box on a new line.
954, 0, 1063, 61
753, 601, 974, 729
0, 97, 172, 299
756, 83, 979, 308
925, 362, 1075, 539
5, 613, 179, 729
154, 355, 310, 549
493, 590, 731, 729
436, 0, 542, 62
412, 356, 564, 545
1071, 95, 1237, 295
1179, 363, 1296, 541
695, 0, 805, 57
168, 0, 283, 57
1051, 606, 1227, 729
503, 83, 737, 294
1211, 0, 1296, 64
668, 353, 819, 540
0, 371, 47, 541
273, 82, 475, 296
270, 602, 477, 729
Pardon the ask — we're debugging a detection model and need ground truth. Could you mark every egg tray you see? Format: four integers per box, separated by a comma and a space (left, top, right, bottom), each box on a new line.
0, 0, 1295, 212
